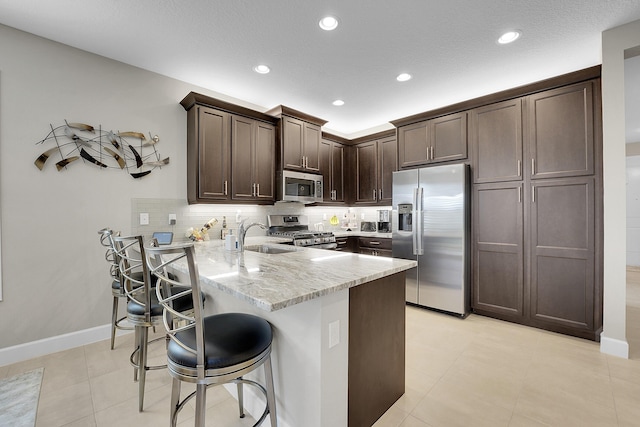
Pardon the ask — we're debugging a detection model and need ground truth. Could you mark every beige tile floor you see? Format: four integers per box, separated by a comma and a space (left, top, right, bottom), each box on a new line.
2, 273, 640, 427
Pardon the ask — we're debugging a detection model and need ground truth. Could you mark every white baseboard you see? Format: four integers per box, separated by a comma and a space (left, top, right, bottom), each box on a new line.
0, 324, 132, 367
600, 334, 630, 359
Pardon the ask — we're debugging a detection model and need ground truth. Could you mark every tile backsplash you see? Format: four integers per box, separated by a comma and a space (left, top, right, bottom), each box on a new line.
131, 198, 392, 242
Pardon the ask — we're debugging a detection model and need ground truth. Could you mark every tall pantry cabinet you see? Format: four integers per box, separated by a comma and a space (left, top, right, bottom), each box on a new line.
471, 79, 602, 340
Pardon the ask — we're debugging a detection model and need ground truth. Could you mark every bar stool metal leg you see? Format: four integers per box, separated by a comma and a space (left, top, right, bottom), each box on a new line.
265, 355, 278, 426
110, 296, 119, 350
237, 381, 245, 418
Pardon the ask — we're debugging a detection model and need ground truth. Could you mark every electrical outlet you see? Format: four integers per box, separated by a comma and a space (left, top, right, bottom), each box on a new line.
169, 213, 177, 225
139, 213, 149, 225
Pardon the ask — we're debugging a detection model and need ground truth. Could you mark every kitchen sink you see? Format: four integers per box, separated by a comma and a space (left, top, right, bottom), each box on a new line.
244, 244, 300, 254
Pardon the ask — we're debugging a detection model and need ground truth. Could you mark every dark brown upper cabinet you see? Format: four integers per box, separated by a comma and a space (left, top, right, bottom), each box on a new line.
470, 99, 523, 183
186, 106, 231, 203
266, 105, 327, 174
353, 133, 397, 206
397, 111, 467, 169
526, 81, 595, 180
181, 92, 278, 205
231, 116, 275, 202
319, 135, 346, 204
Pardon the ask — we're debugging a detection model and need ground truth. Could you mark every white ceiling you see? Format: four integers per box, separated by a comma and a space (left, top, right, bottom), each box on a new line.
1, 0, 640, 138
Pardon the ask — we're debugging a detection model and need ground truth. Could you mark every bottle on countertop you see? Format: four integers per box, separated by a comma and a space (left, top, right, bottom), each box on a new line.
221, 216, 230, 239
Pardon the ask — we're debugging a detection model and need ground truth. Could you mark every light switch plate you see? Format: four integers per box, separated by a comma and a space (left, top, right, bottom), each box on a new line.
139, 213, 149, 225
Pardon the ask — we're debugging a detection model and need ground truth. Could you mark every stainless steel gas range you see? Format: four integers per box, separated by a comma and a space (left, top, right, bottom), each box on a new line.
267, 214, 337, 249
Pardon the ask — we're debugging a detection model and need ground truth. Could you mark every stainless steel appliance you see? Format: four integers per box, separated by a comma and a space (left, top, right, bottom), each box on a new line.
277, 170, 323, 204
268, 214, 337, 248
392, 164, 470, 316
377, 209, 392, 233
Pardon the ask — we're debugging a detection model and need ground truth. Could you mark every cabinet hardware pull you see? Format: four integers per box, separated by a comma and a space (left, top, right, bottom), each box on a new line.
373, 189, 377, 200
430, 146, 434, 160
252, 183, 256, 197
517, 160, 521, 177
370, 241, 381, 245
256, 183, 260, 197
224, 180, 228, 196
532, 186, 535, 203
531, 158, 535, 175
379, 189, 382, 201
518, 186, 521, 203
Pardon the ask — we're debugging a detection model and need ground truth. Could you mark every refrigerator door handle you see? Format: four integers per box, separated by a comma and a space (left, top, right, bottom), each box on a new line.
413, 187, 424, 255
412, 188, 419, 255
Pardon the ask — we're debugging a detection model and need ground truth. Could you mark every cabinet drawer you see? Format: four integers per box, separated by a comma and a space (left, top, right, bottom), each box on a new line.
358, 237, 392, 250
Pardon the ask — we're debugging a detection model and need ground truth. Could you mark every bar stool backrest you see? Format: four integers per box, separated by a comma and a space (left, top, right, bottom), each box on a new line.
113, 235, 153, 322
98, 228, 121, 285
145, 243, 207, 377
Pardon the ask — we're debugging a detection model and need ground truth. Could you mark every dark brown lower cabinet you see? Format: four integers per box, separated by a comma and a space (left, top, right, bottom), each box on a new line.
473, 182, 524, 319
472, 176, 600, 340
529, 177, 595, 336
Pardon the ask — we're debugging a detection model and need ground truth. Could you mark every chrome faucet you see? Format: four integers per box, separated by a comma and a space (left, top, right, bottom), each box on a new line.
238, 220, 267, 252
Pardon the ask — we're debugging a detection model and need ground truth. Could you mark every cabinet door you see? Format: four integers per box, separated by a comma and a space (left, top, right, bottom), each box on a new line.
197, 107, 230, 200
231, 116, 255, 200
331, 142, 346, 203
354, 141, 378, 204
527, 81, 595, 179
430, 112, 467, 163
378, 137, 397, 205
472, 182, 524, 319
320, 139, 332, 201
529, 177, 595, 332
254, 122, 275, 201
303, 122, 321, 172
398, 121, 428, 169
471, 99, 523, 183
282, 116, 304, 170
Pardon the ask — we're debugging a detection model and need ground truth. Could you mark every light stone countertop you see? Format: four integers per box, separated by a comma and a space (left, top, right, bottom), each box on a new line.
168, 237, 415, 312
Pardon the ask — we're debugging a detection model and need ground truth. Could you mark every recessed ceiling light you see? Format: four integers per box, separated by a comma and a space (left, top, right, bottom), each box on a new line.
319, 16, 339, 31
253, 64, 270, 74
332, 99, 345, 106
498, 30, 521, 44
396, 73, 412, 82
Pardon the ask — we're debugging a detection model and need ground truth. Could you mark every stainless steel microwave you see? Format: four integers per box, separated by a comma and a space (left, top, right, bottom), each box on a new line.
278, 170, 323, 204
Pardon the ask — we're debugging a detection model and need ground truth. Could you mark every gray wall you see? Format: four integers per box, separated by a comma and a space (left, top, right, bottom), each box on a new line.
0, 24, 256, 349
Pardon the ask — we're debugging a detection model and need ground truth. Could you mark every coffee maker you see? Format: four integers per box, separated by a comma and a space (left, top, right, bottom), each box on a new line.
377, 209, 392, 233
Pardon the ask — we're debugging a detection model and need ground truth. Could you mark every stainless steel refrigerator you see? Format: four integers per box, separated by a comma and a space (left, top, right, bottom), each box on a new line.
392, 164, 470, 317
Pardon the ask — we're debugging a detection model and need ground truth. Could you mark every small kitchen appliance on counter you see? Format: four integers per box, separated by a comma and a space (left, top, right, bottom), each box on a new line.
377, 209, 392, 233
268, 214, 337, 249
360, 221, 377, 232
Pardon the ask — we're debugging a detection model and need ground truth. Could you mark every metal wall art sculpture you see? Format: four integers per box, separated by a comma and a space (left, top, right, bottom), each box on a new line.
34, 121, 169, 179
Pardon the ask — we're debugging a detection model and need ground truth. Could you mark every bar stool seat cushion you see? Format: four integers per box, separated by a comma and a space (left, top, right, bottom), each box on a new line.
168, 313, 272, 369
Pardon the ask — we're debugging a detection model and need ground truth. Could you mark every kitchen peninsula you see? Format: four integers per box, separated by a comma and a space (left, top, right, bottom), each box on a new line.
166, 237, 416, 427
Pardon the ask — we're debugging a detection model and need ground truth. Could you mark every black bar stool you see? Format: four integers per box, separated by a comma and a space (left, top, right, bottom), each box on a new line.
145, 242, 277, 427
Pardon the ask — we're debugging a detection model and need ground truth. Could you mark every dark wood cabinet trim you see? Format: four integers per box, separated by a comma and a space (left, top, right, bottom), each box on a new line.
321, 131, 351, 145
350, 129, 397, 146
265, 105, 328, 126
180, 91, 278, 125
